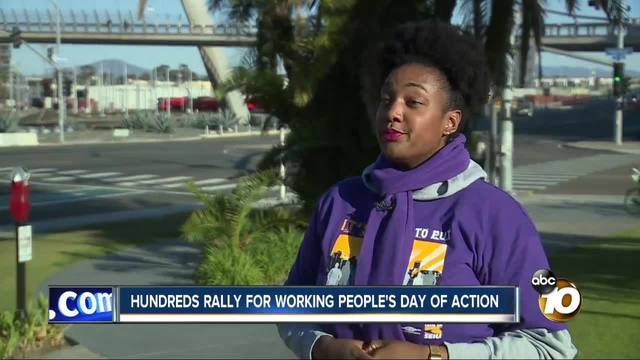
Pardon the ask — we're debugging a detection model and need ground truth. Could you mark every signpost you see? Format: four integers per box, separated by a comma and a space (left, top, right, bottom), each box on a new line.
9, 167, 31, 320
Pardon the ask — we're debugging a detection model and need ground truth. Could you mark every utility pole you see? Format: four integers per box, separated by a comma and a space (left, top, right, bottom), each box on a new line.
8, 49, 14, 108
166, 67, 171, 117
123, 62, 128, 116
499, 4, 519, 193
488, 100, 499, 185
614, 18, 625, 145
72, 67, 78, 114
99, 62, 105, 117
54, 0, 64, 142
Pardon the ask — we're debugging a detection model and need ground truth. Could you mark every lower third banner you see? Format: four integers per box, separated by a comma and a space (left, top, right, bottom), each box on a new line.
114, 286, 518, 323
48, 286, 518, 323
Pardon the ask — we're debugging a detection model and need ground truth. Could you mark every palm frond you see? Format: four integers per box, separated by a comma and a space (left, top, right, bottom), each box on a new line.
484, 0, 515, 89
460, 0, 489, 39
564, 0, 579, 15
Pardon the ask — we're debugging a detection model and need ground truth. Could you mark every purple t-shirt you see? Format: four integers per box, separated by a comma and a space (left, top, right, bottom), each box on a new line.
285, 176, 566, 345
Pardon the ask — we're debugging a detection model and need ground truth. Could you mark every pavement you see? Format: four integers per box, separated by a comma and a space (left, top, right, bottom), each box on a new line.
564, 140, 640, 155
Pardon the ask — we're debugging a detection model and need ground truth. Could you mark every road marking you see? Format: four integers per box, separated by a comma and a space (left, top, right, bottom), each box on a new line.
513, 172, 577, 176
200, 183, 238, 192
161, 178, 228, 189
136, 176, 193, 185
513, 184, 549, 190
103, 174, 157, 182
78, 172, 122, 179
41, 176, 75, 182
57, 170, 89, 175
0, 190, 148, 210
513, 180, 559, 185
26, 168, 57, 173
512, 174, 575, 179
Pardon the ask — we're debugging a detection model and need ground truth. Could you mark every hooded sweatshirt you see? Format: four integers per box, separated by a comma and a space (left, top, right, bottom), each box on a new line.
279, 135, 576, 358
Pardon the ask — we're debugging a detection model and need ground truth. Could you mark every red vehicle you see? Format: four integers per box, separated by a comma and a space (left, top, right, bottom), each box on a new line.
158, 97, 188, 112
193, 96, 220, 112
246, 96, 265, 113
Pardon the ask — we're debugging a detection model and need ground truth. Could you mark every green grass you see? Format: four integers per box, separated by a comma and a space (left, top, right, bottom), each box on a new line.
549, 226, 640, 359
0, 213, 190, 312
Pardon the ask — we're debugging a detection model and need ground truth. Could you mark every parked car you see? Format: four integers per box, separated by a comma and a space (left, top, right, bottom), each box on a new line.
193, 96, 220, 112
158, 97, 188, 112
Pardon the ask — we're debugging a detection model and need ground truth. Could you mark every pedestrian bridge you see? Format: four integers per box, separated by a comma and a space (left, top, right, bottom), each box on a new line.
0, 8, 257, 47
541, 21, 640, 51
2, 8, 640, 51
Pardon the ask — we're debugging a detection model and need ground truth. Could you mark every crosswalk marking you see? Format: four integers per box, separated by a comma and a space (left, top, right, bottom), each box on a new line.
513, 181, 560, 186
42, 176, 75, 182
78, 172, 122, 179
136, 176, 192, 185
513, 174, 575, 179
193, 178, 227, 186
160, 178, 227, 189
57, 170, 89, 175
18, 168, 239, 194
26, 168, 57, 173
103, 174, 157, 182
200, 183, 238, 192
512, 153, 637, 193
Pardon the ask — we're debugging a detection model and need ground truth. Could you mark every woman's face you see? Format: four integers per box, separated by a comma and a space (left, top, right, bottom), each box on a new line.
374, 63, 461, 169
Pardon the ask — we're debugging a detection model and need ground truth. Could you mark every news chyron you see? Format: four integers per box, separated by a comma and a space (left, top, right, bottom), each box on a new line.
531, 269, 582, 322
49, 287, 114, 323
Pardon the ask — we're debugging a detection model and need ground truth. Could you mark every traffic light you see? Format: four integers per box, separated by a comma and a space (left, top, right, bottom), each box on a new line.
9, 26, 22, 49
47, 47, 54, 61
613, 62, 625, 97
63, 79, 73, 97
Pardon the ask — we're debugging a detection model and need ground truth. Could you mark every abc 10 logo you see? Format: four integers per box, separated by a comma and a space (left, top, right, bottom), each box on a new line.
531, 269, 582, 322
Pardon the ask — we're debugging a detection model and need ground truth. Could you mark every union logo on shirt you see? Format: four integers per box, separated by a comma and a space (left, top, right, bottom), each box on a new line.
424, 324, 443, 340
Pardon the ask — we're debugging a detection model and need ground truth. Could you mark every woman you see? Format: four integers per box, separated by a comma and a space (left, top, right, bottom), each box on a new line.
278, 20, 577, 359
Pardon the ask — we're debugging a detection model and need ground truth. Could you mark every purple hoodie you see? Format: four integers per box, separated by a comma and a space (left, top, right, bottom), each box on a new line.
284, 135, 566, 345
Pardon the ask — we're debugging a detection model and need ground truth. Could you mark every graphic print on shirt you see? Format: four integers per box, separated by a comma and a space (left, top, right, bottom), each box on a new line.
401, 237, 448, 340
325, 218, 365, 286
402, 239, 447, 286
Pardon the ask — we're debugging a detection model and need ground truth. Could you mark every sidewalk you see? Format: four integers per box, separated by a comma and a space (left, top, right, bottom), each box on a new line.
564, 140, 640, 155
34, 128, 285, 147
40, 239, 294, 359
38, 192, 638, 359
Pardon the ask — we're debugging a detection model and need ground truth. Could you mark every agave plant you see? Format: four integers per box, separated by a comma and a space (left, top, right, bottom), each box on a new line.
213, 108, 240, 133
150, 112, 174, 133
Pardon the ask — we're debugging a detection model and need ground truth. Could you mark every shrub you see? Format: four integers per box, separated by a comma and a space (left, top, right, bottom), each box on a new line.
0, 295, 65, 359
182, 171, 305, 285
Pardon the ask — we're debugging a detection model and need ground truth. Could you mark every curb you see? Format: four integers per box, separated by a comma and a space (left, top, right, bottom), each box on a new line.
562, 142, 640, 155
32, 130, 283, 148
42, 343, 103, 359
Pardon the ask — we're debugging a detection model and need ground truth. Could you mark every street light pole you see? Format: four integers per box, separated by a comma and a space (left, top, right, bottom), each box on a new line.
53, 0, 64, 142
499, 5, 519, 194
614, 20, 625, 145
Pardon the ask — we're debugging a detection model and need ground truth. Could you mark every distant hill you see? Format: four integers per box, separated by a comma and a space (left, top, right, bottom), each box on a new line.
542, 65, 640, 77
82, 59, 150, 76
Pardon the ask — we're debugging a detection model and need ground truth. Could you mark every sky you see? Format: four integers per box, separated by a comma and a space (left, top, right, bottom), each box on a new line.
5, 0, 640, 77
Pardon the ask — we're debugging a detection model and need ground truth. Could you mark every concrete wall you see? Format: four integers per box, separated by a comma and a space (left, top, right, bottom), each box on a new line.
86, 82, 215, 111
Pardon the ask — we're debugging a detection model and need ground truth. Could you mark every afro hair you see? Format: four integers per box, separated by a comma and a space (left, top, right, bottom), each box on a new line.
361, 20, 491, 129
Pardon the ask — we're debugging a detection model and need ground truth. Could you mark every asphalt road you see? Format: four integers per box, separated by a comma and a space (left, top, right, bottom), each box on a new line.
0, 135, 280, 227
1, 99, 639, 228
